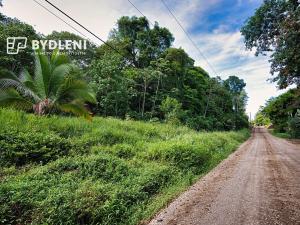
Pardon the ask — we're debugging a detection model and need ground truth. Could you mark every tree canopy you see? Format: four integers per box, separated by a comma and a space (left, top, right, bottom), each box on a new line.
46, 31, 97, 69
87, 16, 249, 130
241, 0, 300, 89
0, 15, 39, 73
0, 13, 249, 130
109, 16, 174, 68
260, 88, 300, 137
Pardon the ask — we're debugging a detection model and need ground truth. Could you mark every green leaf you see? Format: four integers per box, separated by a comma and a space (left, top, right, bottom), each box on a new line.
0, 88, 33, 111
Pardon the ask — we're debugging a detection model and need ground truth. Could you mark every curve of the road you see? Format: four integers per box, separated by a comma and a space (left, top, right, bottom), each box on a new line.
148, 127, 300, 225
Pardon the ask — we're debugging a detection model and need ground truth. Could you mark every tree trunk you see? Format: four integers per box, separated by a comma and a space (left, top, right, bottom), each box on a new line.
142, 78, 147, 118
151, 75, 160, 117
33, 99, 50, 116
204, 87, 212, 118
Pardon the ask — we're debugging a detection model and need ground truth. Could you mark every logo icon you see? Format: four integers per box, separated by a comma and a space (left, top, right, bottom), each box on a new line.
7, 37, 27, 54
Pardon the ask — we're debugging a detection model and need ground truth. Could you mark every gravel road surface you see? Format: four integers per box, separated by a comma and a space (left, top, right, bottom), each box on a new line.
148, 127, 300, 225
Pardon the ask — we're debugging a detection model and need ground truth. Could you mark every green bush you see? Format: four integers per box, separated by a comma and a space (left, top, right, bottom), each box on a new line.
0, 129, 73, 167
145, 141, 211, 172
111, 144, 136, 159
288, 110, 300, 138
0, 109, 250, 225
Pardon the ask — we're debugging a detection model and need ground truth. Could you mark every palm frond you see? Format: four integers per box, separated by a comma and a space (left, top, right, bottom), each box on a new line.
1, 50, 96, 120
56, 77, 96, 104
58, 100, 92, 120
33, 50, 49, 98
20, 69, 36, 92
0, 88, 33, 111
0, 69, 20, 81
48, 63, 73, 98
50, 48, 59, 62
70, 89, 96, 103
51, 49, 70, 67
0, 70, 40, 102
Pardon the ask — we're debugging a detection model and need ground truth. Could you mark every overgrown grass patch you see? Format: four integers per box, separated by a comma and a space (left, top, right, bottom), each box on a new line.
0, 108, 250, 225
269, 129, 292, 139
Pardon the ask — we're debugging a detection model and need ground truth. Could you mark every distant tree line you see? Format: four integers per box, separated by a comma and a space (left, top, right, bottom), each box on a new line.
0, 12, 249, 130
257, 89, 300, 137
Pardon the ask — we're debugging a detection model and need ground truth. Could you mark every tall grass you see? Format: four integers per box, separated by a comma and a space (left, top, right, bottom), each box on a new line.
269, 129, 292, 139
0, 108, 250, 225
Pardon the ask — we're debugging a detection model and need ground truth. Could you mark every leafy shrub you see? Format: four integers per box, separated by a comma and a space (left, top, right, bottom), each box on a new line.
160, 97, 183, 125
0, 129, 73, 167
136, 164, 176, 196
0, 109, 250, 225
288, 109, 300, 138
145, 140, 211, 172
102, 144, 137, 159
76, 127, 140, 147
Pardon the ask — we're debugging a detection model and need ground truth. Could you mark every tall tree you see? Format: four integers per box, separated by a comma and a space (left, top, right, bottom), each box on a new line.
262, 88, 300, 132
109, 16, 174, 67
46, 31, 97, 69
224, 76, 247, 113
241, 0, 300, 88
88, 16, 249, 130
224, 76, 248, 129
0, 15, 39, 73
88, 53, 131, 118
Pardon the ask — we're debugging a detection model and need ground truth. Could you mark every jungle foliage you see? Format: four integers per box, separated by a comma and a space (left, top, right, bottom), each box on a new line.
0, 50, 96, 119
0, 5, 252, 225
258, 88, 300, 138
0, 14, 249, 130
0, 108, 250, 225
88, 16, 249, 130
241, 0, 300, 89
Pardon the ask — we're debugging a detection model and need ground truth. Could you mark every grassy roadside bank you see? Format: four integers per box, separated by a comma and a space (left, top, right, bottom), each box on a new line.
268, 129, 292, 139
0, 109, 250, 225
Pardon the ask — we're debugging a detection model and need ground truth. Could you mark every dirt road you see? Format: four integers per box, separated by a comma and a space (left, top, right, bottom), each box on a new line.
149, 128, 300, 225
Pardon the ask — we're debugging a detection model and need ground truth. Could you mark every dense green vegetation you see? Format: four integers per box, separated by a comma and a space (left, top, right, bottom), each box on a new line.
0, 12, 249, 131
241, 0, 300, 89
253, 109, 271, 127
269, 129, 293, 139
0, 13, 39, 74
0, 50, 96, 119
256, 88, 300, 138
242, 0, 299, 138
87, 17, 249, 130
0, 108, 250, 224
0, 3, 252, 224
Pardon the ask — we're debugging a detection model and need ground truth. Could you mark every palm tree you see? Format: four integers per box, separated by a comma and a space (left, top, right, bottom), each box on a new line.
0, 49, 96, 119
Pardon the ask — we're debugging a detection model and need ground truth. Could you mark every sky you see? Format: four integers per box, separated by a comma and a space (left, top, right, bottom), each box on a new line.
1, 0, 288, 118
